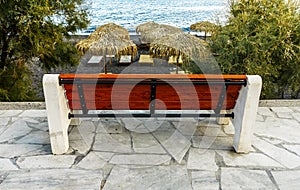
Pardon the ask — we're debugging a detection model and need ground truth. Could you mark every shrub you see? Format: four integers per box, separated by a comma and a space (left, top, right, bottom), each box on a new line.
211, 0, 300, 98
0, 0, 89, 101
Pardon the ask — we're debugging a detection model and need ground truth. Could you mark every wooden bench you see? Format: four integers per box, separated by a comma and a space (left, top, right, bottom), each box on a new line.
43, 74, 262, 154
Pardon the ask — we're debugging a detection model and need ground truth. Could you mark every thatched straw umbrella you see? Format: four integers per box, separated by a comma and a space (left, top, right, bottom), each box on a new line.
140, 24, 183, 43
136, 21, 160, 33
76, 23, 131, 54
190, 21, 217, 39
150, 32, 208, 73
96, 23, 130, 40
76, 23, 137, 73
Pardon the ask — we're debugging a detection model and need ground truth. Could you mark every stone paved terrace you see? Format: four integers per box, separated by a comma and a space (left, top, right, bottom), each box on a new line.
0, 100, 300, 190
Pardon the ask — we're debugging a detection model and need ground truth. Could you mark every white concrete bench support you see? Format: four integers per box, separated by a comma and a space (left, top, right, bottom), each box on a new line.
43, 74, 72, 154
232, 75, 262, 153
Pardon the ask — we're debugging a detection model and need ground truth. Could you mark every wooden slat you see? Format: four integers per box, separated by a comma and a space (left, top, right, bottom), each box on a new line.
68, 99, 237, 110
64, 84, 241, 102
61, 74, 245, 112
60, 73, 247, 81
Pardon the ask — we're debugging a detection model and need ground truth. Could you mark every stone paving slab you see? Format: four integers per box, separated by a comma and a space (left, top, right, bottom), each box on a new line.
74, 151, 108, 170
172, 119, 198, 136
97, 119, 125, 134
187, 148, 218, 171
16, 130, 50, 144
195, 125, 228, 137
217, 150, 284, 168
292, 112, 300, 123
69, 121, 95, 154
0, 118, 10, 126
103, 165, 192, 190
152, 129, 191, 163
257, 107, 275, 117
191, 171, 219, 190
0, 103, 300, 189
18, 110, 47, 118
282, 144, 300, 157
109, 154, 171, 165
0, 110, 22, 117
93, 133, 132, 153
0, 158, 19, 171
0, 144, 43, 158
16, 155, 77, 169
254, 117, 300, 144
221, 168, 277, 190
0, 169, 102, 190
253, 136, 300, 169
270, 107, 294, 113
0, 125, 8, 135
132, 132, 166, 154
192, 136, 233, 150
0, 120, 32, 143
272, 170, 300, 190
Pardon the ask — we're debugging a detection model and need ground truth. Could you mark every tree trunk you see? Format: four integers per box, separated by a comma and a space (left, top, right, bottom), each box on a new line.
0, 30, 10, 69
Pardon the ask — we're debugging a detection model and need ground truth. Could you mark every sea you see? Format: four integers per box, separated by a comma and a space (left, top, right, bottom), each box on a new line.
80, 0, 229, 34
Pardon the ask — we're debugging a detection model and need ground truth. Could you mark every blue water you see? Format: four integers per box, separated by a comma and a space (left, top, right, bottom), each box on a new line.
81, 0, 228, 33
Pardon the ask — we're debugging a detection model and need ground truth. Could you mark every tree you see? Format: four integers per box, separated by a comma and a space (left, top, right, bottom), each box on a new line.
211, 0, 300, 98
0, 0, 89, 100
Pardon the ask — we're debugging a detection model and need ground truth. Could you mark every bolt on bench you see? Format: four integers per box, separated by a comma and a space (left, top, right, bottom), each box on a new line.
43, 74, 262, 154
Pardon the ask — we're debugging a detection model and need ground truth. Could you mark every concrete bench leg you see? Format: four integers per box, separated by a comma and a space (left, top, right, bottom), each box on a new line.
43, 74, 71, 154
232, 75, 262, 153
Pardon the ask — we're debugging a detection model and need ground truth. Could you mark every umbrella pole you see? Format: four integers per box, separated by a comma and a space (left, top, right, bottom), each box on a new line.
176, 57, 179, 74
104, 48, 107, 74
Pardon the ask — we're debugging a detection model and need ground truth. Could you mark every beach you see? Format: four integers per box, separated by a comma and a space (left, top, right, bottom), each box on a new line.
30, 34, 186, 99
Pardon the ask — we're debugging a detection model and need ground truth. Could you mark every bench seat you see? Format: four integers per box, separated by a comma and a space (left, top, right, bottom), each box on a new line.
43, 74, 262, 154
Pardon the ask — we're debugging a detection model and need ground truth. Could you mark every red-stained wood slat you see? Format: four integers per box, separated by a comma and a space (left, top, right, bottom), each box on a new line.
59, 73, 247, 81
61, 74, 245, 111
68, 99, 237, 110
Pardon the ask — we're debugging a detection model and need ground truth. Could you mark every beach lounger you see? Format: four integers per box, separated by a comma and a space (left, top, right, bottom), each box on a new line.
119, 55, 132, 64
168, 56, 183, 65
170, 70, 185, 74
138, 54, 154, 65
87, 56, 103, 66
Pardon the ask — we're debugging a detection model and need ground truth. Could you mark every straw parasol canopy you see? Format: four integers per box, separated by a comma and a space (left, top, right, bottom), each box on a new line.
84, 32, 138, 73
150, 32, 209, 73
136, 21, 160, 34
96, 23, 130, 40
87, 33, 138, 57
139, 24, 183, 43
136, 22, 183, 43
76, 23, 137, 73
150, 32, 208, 59
190, 21, 217, 38
76, 23, 131, 55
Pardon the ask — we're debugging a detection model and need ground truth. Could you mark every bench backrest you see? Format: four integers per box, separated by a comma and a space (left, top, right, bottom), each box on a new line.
59, 74, 247, 113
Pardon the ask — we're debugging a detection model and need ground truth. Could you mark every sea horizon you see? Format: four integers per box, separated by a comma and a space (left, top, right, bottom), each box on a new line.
80, 0, 229, 34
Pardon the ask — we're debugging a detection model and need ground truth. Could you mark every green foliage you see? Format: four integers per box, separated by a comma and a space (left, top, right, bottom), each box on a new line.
0, 0, 89, 101
211, 0, 300, 98
0, 60, 34, 101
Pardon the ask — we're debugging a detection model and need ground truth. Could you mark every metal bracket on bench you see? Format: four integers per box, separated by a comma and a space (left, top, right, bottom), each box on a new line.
150, 79, 157, 115
76, 79, 88, 114
214, 83, 228, 115
68, 112, 235, 118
